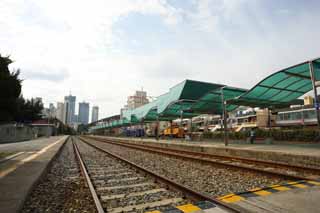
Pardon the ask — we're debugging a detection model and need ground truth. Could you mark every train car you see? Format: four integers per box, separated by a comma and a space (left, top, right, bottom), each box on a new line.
276, 107, 317, 127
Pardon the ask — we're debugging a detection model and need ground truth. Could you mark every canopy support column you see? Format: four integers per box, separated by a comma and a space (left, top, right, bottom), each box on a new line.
221, 87, 229, 146
309, 61, 320, 127
140, 119, 144, 140
156, 115, 159, 140
180, 108, 184, 141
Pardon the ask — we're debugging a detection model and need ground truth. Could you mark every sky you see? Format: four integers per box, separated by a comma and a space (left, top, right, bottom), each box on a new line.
1, 0, 320, 119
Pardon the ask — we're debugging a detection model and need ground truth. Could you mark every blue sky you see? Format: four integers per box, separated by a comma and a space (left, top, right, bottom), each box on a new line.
1, 0, 320, 118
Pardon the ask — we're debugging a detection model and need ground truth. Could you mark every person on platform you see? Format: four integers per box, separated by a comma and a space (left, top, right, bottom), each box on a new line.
250, 128, 255, 144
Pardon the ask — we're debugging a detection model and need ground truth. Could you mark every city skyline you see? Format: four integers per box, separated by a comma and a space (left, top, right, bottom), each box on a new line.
2, 1, 320, 118
43, 93, 99, 125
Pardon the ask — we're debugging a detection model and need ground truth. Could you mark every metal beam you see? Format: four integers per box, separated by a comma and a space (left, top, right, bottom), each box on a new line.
258, 85, 305, 94
283, 71, 310, 79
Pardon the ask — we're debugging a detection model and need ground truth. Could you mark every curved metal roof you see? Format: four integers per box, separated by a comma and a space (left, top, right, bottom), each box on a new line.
92, 58, 320, 130
228, 58, 320, 108
122, 79, 247, 123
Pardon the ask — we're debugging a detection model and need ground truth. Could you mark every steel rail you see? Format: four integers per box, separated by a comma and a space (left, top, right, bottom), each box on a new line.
97, 137, 320, 172
72, 138, 105, 213
78, 136, 240, 213
86, 136, 320, 182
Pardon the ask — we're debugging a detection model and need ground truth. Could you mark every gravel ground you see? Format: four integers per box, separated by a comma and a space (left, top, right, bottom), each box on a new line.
85, 137, 293, 197
75, 138, 191, 212
21, 138, 97, 213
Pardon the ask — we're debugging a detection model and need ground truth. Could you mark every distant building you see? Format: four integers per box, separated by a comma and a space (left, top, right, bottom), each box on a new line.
64, 95, 76, 124
48, 103, 56, 118
56, 102, 65, 123
63, 101, 69, 124
91, 106, 99, 123
127, 90, 149, 110
78, 102, 89, 124
74, 114, 78, 123
304, 95, 314, 106
120, 106, 128, 119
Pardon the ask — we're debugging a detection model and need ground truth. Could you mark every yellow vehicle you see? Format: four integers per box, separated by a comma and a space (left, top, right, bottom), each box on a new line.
163, 126, 184, 138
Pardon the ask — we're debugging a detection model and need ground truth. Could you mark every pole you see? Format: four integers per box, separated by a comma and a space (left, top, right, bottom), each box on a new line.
190, 117, 193, 141
309, 61, 320, 127
180, 108, 183, 141
47, 117, 50, 138
140, 119, 143, 140
156, 115, 159, 140
221, 87, 229, 146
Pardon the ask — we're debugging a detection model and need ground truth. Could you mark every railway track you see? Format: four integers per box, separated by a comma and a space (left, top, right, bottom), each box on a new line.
84, 136, 320, 182
73, 136, 238, 213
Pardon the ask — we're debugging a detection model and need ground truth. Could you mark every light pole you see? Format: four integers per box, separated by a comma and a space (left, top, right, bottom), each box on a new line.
156, 115, 159, 140
180, 107, 183, 141
220, 87, 229, 146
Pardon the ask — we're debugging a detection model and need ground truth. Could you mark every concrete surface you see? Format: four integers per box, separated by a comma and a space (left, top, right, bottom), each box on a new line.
0, 136, 64, 153
98, 136, 320, 168
0, 136, 68, 213
230, 186, 320, 213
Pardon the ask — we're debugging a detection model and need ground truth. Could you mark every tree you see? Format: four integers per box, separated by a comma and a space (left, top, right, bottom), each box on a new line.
0, 54, 43, 123
14, 97, 44, 123
0, 55, 22, 122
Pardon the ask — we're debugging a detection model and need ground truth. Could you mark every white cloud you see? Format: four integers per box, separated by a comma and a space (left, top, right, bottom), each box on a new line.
1, 0, 320, 119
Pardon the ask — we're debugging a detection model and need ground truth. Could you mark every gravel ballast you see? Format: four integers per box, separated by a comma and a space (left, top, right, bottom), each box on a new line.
85, 137, 293, 197
21, 139, 97, 213
75, 138, 191, 212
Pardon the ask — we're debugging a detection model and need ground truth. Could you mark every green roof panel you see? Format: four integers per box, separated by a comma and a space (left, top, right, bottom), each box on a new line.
228, 59, 320, 108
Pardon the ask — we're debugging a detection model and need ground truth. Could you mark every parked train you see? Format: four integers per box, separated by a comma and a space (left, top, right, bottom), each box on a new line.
276, 107, 317, 126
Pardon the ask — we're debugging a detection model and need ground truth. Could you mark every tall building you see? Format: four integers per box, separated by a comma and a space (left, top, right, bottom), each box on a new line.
78, 102, 89, 124
64, 95, 76, 124
63, 102, 69, 124
91, 106, 99, 123
48, 103, 56, 118
56, 102, 65, 122
127, 90, 149, 110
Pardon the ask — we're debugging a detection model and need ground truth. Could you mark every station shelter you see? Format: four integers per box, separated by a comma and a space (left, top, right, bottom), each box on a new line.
90, 58, 320, 137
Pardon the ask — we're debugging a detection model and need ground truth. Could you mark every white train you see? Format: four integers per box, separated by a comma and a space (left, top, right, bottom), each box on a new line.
276, 107, 317, 126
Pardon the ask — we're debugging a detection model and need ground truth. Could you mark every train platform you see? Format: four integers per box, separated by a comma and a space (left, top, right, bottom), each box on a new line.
95, 136, 320, 168
228, 185, 320, 213
0, 136, 68, 213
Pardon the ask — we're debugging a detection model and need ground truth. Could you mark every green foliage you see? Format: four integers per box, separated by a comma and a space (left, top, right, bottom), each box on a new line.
203, 128, 320, 142
0, 54, 22, 122
0, 54, 44, 123
14, 96, 44, 122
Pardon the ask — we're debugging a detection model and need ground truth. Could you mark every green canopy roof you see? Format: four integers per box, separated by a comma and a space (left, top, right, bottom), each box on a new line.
122, 79, 247, 123
228, 58, 320, 108
191, 86, 247, 114
91, 58, 320, 131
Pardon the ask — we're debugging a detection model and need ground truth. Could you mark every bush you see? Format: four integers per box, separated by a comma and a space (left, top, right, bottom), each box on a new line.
202, 128, 320, 142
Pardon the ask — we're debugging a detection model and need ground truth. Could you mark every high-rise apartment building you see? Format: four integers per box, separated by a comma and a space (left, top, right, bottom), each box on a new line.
64, 95, 76, 124
127, 90, 149, 110
78, 102, 89, 124
63, 102, 69, 124
56, 102, 65, 122
91, 106, 99, 123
